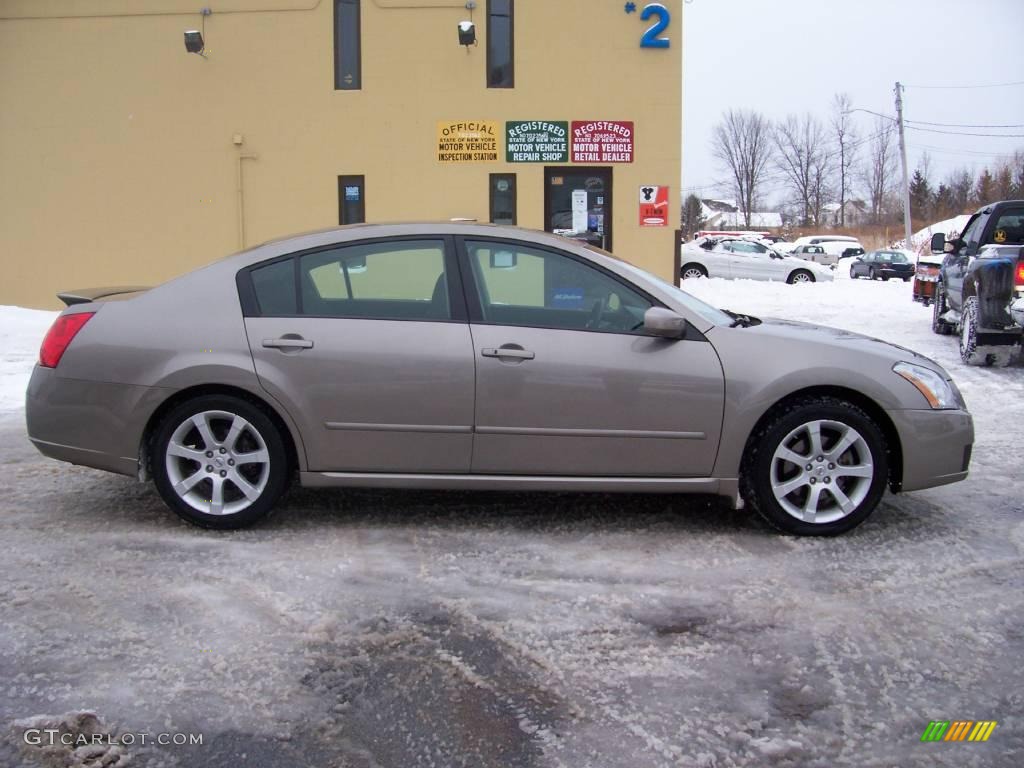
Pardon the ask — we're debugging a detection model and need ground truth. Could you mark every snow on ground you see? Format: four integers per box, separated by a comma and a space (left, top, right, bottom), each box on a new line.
0, 306, 56, 412
1, 283, 1023, 767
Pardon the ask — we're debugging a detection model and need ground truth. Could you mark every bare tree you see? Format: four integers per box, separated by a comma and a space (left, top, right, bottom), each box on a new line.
711, 109, 773, 228
774, 113, 831, 227
860, 118, 897, 224
830, 93, 858, 226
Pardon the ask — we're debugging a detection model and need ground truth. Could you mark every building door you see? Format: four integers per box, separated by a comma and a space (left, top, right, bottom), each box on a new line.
544, 168, 612, 251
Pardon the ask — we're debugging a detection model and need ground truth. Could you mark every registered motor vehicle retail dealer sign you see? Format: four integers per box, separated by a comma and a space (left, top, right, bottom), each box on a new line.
505, 121, 569, 163
437, 121, 499, 163
571, 121, 634, 163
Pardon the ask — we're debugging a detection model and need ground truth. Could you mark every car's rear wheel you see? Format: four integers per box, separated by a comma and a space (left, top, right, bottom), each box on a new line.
741, 397, 888, 536
931, 283, 954, 335
681, 263, 708, 280
152, 395, 290, 529
787, 269, 814, 284
868, 267, 876, 280
902, 276, 911, 282
959, 296, 995, 367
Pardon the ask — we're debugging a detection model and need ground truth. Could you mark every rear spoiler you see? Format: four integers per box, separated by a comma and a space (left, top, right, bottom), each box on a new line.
57, 286, 151, 307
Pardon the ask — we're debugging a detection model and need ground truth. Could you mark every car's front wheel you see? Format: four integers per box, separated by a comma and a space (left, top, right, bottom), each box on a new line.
787, 269, 815, 284
741, 397, 888, 536
959, 296, 995, 367
931, 284, 953, 335
152, 395, 290, 529
849, 266, 858, 279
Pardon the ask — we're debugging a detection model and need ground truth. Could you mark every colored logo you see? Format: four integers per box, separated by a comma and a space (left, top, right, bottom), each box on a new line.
920, 720, 997, 742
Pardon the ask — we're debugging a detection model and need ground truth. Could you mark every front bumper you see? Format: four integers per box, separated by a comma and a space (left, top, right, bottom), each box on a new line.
887, 407, 974, 492
26, 366, 171, 477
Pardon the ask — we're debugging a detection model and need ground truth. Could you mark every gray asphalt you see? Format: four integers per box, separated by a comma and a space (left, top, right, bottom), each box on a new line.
1, 412, 1021, 767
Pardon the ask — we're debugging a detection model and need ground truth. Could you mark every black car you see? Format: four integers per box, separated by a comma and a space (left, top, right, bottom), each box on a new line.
850, 250, 916, 281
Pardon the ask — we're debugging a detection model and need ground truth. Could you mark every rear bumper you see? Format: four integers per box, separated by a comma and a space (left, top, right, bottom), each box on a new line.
887, 408, 974, 492
25, 366, 171, 477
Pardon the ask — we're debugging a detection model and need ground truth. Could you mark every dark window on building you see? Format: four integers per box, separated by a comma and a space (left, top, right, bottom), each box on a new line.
487, 0, 514, 88
338, 175, 365, 224
251, 259, 298, 316
489, 174, 517, 224
334, 0, 361, 90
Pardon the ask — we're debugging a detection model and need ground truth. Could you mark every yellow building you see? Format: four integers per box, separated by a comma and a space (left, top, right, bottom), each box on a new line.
0, 0, 681, 309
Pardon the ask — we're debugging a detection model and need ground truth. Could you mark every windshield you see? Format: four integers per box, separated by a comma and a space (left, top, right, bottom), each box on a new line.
585, 245, 733, 326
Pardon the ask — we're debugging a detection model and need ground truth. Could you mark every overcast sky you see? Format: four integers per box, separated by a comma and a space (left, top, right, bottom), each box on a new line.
681, 0, 1024, 205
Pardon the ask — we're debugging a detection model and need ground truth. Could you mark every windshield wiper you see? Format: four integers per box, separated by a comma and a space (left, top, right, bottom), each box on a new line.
724, 309, 756, 328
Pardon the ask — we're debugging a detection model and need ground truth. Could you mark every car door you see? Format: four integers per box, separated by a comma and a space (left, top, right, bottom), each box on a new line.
731, 241, 778, 280
242, 237, 476, 472
460, 238, 725, 477
944, 212, 988, 311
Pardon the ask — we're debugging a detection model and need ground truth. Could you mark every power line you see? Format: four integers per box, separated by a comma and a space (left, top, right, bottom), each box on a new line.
908, 143, 1013, 158
905, 125, 1024, 138
903, 80, 1024, 90
906, 119, 1024, 129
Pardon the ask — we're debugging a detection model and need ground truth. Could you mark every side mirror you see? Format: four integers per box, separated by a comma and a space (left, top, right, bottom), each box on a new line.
643, 307, 687, 339
930, 233, 945, 254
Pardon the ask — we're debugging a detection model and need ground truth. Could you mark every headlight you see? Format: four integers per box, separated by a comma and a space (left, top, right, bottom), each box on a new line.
893, 362, 960, 409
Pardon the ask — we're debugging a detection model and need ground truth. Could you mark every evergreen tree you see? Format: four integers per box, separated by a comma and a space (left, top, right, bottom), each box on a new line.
681, 194, 706, 239
932, 183, 954, 221
909, 168, 931, 223
975, 168, 995, 205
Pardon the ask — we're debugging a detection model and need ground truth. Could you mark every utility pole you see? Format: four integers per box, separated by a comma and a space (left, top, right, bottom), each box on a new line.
894, 82, 913, 250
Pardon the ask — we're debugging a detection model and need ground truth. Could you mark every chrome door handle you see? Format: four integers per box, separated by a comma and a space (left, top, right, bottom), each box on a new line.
262, 337, 314, 350
482, 347, 535, 360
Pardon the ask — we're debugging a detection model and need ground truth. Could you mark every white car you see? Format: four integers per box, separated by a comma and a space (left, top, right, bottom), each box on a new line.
681, 237, 834, 283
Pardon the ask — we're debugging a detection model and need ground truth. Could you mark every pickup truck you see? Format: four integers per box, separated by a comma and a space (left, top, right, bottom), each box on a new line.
930, 199, 1024, 366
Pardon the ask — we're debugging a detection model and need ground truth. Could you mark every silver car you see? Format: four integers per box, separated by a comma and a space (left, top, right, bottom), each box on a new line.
681, 237, 834, 283
27, 223, 972, 535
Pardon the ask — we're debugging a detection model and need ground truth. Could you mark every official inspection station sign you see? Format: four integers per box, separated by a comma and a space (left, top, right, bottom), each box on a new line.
571, 121, 634, 163
506, 121, 569, 163
437, 121, 499, 163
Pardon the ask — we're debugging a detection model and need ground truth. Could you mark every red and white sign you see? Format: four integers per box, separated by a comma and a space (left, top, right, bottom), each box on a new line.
571, 121, 634, 163
638, 185, 669, 227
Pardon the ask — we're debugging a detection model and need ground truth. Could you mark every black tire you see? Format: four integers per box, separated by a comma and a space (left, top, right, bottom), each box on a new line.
959, 296, 995, 367
931, 283, 953, 335
681, 262, 708, 280
849, 266, 858, 279
902, 276, 911, 282
740, 396, 888, 536
152, 395, 290, 529
881, 274, 890, 281
787, 269, 815, 284
868, 267, 876, 280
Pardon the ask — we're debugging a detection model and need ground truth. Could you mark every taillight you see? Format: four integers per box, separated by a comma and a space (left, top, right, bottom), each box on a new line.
1016, 260, 1024, 287
39, 312, 95, 368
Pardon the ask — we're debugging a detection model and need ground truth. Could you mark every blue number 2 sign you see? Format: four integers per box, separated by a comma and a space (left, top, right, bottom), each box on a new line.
640, 3, 671, 48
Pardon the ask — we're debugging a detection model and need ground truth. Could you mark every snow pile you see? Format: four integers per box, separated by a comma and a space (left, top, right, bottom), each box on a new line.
0, 306, 57, 412
896, 213, 972, 255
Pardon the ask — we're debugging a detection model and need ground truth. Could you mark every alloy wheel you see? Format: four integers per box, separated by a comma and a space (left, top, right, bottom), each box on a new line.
164, 410, 271, 516
769, 419, 874, 525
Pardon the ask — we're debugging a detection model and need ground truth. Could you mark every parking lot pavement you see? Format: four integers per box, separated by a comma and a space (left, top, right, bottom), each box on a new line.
1, 407, 1022, 768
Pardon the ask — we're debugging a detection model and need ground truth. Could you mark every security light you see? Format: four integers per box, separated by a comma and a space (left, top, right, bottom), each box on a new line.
458, 21, 476, 47
184, 30, 205, 55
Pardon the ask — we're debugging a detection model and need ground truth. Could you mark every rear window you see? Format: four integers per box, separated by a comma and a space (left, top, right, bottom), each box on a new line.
251, 259, 297, 315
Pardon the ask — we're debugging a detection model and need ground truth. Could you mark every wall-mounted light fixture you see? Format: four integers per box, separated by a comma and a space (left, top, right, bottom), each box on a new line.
184, 30, 205, 55
457, 20, 476, 48
184, 7, 212, 58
